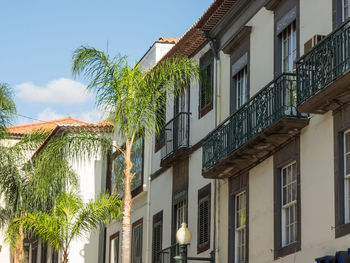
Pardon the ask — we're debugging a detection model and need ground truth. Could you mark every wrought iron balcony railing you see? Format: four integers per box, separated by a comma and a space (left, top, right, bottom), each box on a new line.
157, 244, 179, 263
202, 73, 305, 173
161, 112, 190, 162
296, 17, 350, 107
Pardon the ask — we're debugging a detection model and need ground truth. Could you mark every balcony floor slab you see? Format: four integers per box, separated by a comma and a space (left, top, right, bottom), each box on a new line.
202, 117, 309, 179
298, 70, 350, 114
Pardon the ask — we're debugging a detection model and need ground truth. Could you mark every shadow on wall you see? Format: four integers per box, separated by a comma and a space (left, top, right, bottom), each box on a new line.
81, 231, 101, 263
80, 159, 107, 263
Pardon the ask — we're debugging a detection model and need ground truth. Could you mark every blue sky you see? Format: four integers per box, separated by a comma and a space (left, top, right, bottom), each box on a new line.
0, 0, 213, 125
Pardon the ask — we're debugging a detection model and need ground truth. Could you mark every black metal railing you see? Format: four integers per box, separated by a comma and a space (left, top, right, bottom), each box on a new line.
157, 244, 179, 263
161, 112, 190, 161
202, 73, 305, 173
296, 18, 350, 105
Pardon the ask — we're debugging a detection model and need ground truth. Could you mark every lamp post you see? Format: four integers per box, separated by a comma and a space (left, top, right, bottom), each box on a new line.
174, 222, 215, 263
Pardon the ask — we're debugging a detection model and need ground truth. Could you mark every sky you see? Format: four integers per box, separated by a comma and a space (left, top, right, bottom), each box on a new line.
0, 0, 213, 126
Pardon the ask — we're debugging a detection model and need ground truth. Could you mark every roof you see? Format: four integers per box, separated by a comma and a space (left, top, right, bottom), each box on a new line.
7, 116, 92, 135
161, 0, 236, 60
32, 122, 113, 159
157, 37, 179, 44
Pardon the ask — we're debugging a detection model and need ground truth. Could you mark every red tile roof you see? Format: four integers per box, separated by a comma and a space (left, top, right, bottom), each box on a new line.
162, 0, 236, 60
7, 117, 91, 135
157, 37, 179, 44
31, 121, 114, 158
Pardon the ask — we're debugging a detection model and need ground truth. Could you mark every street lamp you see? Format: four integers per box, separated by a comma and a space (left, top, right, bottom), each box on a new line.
174, 222, 215, 262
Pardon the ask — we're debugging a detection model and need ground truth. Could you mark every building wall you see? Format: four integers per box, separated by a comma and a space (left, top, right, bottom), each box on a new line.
214, 0, 343, 262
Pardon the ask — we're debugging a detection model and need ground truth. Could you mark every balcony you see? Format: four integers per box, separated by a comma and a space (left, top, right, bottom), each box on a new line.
157, 244, 179, 263
202, 73, 309, 179
297, 18, 350, 114
161, 112, 190, 167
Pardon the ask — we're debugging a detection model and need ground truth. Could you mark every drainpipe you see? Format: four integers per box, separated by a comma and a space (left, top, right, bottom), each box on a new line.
202, 30, 220, 262
145, 140, 153, 263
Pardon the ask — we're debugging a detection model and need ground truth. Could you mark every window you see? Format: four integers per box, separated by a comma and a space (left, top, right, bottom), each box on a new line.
273, 137, 301, 259
235, 191, 247, 263
343, 0, 350, 21
40, 243, 47, 263
31, 240, 38, 263
175, 200, 186, 231
132, 219, 143, 263
233, 66, 248, 110
199, 51, 213, 118
172, 190, 187, 242
52, 251, 59, 263
281, 21, 297, 73
109, 137, 144, 197
272, 1, 298, 76
155, 98, 166, 152
281, 162, 297, 246
228, 173, 248, 263
152, 212, 163, 263
197, 184, 211, 254
344, 131, 350, 223
110, 232, 119, 263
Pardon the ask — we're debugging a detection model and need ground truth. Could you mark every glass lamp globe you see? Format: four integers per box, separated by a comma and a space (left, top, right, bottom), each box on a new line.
176, 222, 192, 245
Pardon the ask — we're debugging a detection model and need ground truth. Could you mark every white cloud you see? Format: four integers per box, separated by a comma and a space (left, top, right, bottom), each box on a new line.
15, 78, 91, 105
36, 107, 105, 124
72, 109, 105, 123
37, 108, 65, 121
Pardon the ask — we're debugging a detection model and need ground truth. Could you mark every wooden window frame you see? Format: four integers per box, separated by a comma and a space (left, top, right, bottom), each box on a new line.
226, 26, 251, 115
333, 105, 350, 238
106, 138, 144, 197
171, 158, 189, 244
131, 218, 143, 263
272, 0, 300, 77
333, 0, 349, 29
199, 50, 214, 119
197, 183, 211, 254
109, 232, 120, 263
152, 211, 163, 263
228, 173, 249, 263
273, 137, 301, 259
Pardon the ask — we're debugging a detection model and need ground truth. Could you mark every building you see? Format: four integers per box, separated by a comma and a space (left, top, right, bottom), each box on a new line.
0, 117, 112, 263
106, 0, 350, 262
4, 0, 350, 261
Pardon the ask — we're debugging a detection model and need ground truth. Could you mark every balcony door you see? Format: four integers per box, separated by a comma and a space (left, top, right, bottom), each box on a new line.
343, 0, 350, 21
173, 89, 189, 150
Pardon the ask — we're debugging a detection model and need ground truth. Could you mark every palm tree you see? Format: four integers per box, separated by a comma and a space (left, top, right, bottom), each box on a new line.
10, 191, 122, 263
71, 46, 199, 263
0, 130, 79, 263
0, 83, 16, 128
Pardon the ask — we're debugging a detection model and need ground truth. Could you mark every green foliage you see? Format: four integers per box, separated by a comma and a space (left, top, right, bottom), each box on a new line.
0, 83, 16, 128
72, 46, 199, 143
111, 137, 143, 196
11, 192, 122, 255
0, 129, 81, 248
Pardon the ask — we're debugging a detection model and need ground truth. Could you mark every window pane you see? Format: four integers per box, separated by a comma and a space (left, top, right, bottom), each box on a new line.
112, 138, 143, 196
281, 22, 297, 73
235, 191, 246, 263
281, 162, 298, 246
234, 66, 248, 110
132, 224, 142, 263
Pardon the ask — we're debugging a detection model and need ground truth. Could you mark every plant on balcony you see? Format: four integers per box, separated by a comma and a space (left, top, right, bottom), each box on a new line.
71, 46, 199, 263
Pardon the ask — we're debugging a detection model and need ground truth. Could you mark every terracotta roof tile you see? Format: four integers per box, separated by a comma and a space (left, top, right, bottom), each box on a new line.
7, 117, 92, 135
157, 37, 179, 43
161, 0, 236, 60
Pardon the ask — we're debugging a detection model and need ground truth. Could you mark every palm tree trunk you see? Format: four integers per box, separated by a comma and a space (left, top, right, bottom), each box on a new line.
121, 141, 134, 263
13, 225, 25, 263
62, 249, 69, 263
